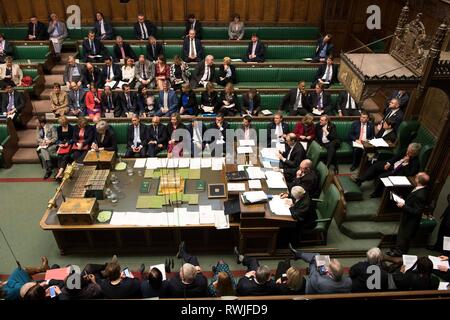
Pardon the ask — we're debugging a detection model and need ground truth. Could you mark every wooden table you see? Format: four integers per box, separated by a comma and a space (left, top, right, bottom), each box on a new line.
83, 150, 116, 169
375, 176, 415, 221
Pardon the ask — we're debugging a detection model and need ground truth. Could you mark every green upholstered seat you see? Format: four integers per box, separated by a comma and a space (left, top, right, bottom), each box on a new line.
315, 161, 329, 190
0, 123, 10, 168
336, 175, 363, 201
306, 140, 322, 168
13, 45, 51, 65
15, 68, 40, 94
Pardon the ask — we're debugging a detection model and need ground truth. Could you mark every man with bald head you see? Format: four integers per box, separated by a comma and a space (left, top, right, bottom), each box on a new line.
387, 172, 431, 257
147, 116, 168, 157
278, 133, 306, 181
286, 159, 320, 198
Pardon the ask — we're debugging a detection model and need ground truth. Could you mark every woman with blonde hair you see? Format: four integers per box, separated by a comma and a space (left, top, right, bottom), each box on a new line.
218, 83, 240, 116
217, 57, 236, 86
275, 262, 305, 294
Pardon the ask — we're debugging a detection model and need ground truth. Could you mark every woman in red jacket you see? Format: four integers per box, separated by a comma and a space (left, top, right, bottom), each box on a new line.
85, 84, 102, 119
293, 113, 316, 147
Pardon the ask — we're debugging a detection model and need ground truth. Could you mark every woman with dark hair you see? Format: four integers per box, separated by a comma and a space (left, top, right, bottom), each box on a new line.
121, 57, 136, 87
170, 55, 190, 90
85, 84, 102, 118
72, 116, 95, 162
199, 82, 219, 115
208, 259, 236, 297
94, 12, 114, 40
141, 267, 165, 298
393, 256, 440, 290
167, 113, 187, 158
218, 83, 240, 116
54, 116, 74, 180
178, 83, 198, 115
155, 55, 170, 90
228, 14, 244, 40
97, 262, 142, 299
137, 85, 155, 116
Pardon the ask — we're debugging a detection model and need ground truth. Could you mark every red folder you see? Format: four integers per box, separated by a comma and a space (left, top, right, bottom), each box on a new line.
44, 267, 70, 281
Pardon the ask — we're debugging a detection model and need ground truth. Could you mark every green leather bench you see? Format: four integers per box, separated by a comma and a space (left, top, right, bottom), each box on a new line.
16, 68, 42, 95
0, 121, 17, 168
0, 123, 9, 167
336, 175, 363, 201
12, 44, 54, 71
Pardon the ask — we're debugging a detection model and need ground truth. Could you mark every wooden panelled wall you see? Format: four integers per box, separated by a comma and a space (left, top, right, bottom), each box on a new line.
0, 0, 324, 25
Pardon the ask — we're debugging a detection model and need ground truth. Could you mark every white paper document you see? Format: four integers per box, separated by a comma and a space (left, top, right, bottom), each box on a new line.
369, 138, 389, 147
265, 171, 288, 189
227, 183, 246, 192
438, 282, 450, 290
246, 167, 266, 179
261, 109, 273, 116
275, 143, 285, 152
214, 210, 229, 229
166, 212, 179, 226
158, 158, 168, 168
262, 161, 273, 169
167, 158, 179, 168
260, 148, 280, 161
150, 264, 167, 281
239, 139, 255, 147
444, 236, 450, 251
428, 255, 450, 270
134, 158, 147, 169
315, 255, 331, 267
352, 141, 364, 149
110, 212, 127, 225
391, 192, 405, 206
146, 158, 159, 169
242, 191, 267, 203
190, 158, 201, 169
300, 142, 308, 151
312, 108, 323, 116
402, 255, 418, 271
201, 157, 212, 168
237, 146, 253, 154
388, 176, 411, 186
269, 195, 292, 216
381, 177, 393, 187
184, 212, 200, 225
199, 205, 216, 224
175, 208, 188, 226
178, 158, 190, 168
248, 180, 262, 189
211, 157, 224, 171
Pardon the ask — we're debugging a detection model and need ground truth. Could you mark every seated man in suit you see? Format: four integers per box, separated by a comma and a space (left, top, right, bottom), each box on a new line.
312, 56, 338, 88
279, 81, 310, 116
308, 83, 334, 116
101, 85, 117, 116
234, 247, 279, 296
284, 159, 320, 198
94, 12, 114, 40
289, 186, 317, 231
267, 112, 289, 147
190, 55, 215, 89
67, 81, 86, 116
278, 133, 306, 182
375, 119, 397, 144
349, 247, 389, 292
312, 33, 334, 63
354, 142, 422, 198
134, 55, 155, 89
315, 115, 339, 173
27, 16, 48, 40
242, 89, 261, 116
146, 36, 164, 62
290, 246, 352, 294
243, 34, 265, 63
183, 29, 204, 63
134, 14, 157, 40
112, 36, 137, 63
125, 115, 148, 158
117, 84, 138, 117
1, 84, 25, 127
388, 172, 430, 257
147, 116, 168, 157
156, 81, 178, 117
337, 90, 361, 117
184, 14, 202, 39
81, 62, 103, 89
207, 114, 229, 157
63, 56, 84, 88
377, 98, 404, 133
101, 56, 122, 89
82, 31, 106, 63
349, 111, 375, 171
190, 119, 207, 157
385, 89, 410, 110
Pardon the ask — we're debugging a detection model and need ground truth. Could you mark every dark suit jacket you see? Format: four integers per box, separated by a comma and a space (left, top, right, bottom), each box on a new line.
27, 21, 48, 40
94, 20, 114, 40
246, 41, 265, 61
314, 37, 334, 60
349, 262, 389, 292
279, 88, 310, 113
133, 20, 157, 39
162, 273, 207, 298
68, 89, 86, 112
242, 93, 262, 115
127, 123, 148, 148
101, 92, 117, 114
200, 91, 219, 112
73, 125, 95, 147
147, 123, 168, 148
146, 43, 164, 62
287, 169, 320, 199
82, 38, 106, 62
217, 64, 237, 85
94, 127, 117, 152
308, 91, 333, 115
383, 108, 404, 132
182, 37, 204, 61
393, 267, 439, 291
376, 129, 397, 143
349, 120, 375, 142
1, 91, 25, 114
315, 122, 338, 145
192, 61, 216, 84
281, 142, 305, 171
82, 67, 103, 88
386, 90, 410, 110
337, 91, 360, 112
266, 122, 289, 147
236, 277, 279, 296
289, 193, 317, 228
184, 20, 203, 38
208, 121, 230, 144
314, 63, 338, 86
101, 64, 122, 83
386, 153, 420, 177
112, 43, 137, 62
118, 92, 138, 116
219, 92, 240, 115
0, 40, 13, 60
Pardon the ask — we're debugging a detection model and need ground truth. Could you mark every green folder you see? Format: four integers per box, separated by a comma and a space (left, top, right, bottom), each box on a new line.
136, 196, 166, 209
196, 180, 206, 191
183, 194, 199, 205
178, 168, 190, 179
188, 169, 201, 180
140, 181, 151, 193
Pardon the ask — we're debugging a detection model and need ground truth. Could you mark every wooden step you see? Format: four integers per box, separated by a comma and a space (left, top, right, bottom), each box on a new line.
45, 74, 64, 88
51, 64, 66, 75
17, 129, 37, 148
12, 148, 40, 164
39, 89, 53, 100
26, 116, 38, 129
32, 100, 51, 114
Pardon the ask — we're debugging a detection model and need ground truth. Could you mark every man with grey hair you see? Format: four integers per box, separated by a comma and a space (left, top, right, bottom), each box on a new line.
349, 247, 389, 292
190, 55, 215, 88
289, 246, 352, 294
234, 247, 279, 296
354, 142, 422, 198
163, 241, 207, 298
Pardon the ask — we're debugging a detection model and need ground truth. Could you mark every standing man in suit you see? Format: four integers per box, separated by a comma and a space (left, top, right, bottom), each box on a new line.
387, 172, 430, 256
67, 82, 86, 116
190, 55, 215, 89
377, 98, 404, 133
156, 82, 178, 117
147, 116, 168, 157
312, 34, 334, 63
1, 84, 25, 127
308, 83, 334, 116
112, 36, 137, 63
125, 115, 148, 158
337, 91, 361, 117
267, 112, 289, 147
315, 115, 339, 173
0, 33, 13, 64
117, 84, 138, 117
146, 36, 164, 62
349, 111, 375, 171
101, 56, 122, 89
243, 34, 265, 63
134, 55, 155, 89
134, 14, 157, 40
82, 62, 103, 89
63, 56, 84, 88
385, 90, 410, 110
27, 16, 48, 40
83, 31, 106, 63
185, 14, 202, 39
312, 56, 338, 88
278, 133, 306, 181
94, 12, 114, 40
279, 81, 310, 116
183, 29, 204, 63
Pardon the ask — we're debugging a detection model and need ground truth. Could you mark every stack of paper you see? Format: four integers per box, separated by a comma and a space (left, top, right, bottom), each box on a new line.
110, 212, 128, 225
175, 208, 188, 226
239, 140, 255, 147
212, 157, 224, 171
178, 158, 190, 168
262, 161, 273, 169
265, 171, 287, 189
190, 158, 201, 169
227, 183, 246, 192
243, 191, 267, 203
167, 158, 179, 168
184, 212, 200, 225
246, 166, 266, 179
388, 176, 411, 186
428, 256, 450, 270
201, 158, 212, 168
381, 177, 393, 187
134, 158, 147, 168
402, 255, 418, 271
158, 158, 168, 168
269, 195, 292, 216
214, 210, 229, 229
260, 148, 280, 161
352, 141, 364, 149
237, 146, 253, 154
146, 158, 159, 169
369, 138, 389, 147
248, 180, 262, 189
199, 205, 215, 224
275, 143, 285, 152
